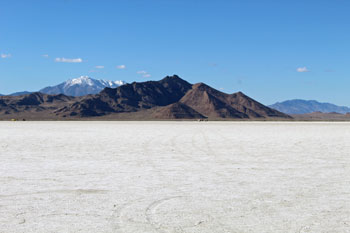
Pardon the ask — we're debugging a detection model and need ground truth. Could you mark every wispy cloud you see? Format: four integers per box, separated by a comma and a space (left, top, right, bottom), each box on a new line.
95, 65, 104, 69
297, 67, 310, 72
137, 70, 151, 78
1, 53, 11, 58
55, 57, 83, 63
42, 54, 49, 58
116, 65, 126, 69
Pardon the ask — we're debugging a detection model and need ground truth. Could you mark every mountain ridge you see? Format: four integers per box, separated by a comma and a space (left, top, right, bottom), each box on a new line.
0, 75, 291, 120
0, 76, 126, 97
269, 99, 350, 114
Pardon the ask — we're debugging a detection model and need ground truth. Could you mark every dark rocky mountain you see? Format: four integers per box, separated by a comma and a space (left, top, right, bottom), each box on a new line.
55, 75, 193, 117
0, 92, 75, 117
269, 99, 350, 114
179, 83, 287, 119
0, 75, 291, 120
179, 83, 248, 119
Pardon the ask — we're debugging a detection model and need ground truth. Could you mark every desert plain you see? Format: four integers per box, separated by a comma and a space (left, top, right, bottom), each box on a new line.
0, 121, 349, 233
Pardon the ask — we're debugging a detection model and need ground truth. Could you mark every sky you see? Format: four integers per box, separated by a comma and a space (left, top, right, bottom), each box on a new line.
0, 0, 350, 105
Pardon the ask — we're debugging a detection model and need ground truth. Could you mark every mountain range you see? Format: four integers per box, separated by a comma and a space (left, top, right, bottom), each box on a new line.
0, 76, 126, 97
0, 75, 290, 120
0, 91, 32, 96
269, 99, 350, 114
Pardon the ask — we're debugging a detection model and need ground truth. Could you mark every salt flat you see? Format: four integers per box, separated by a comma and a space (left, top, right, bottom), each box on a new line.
0, 122, 350, 233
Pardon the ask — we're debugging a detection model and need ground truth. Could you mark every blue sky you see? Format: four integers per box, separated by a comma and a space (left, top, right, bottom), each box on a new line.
0, 0, 349, 105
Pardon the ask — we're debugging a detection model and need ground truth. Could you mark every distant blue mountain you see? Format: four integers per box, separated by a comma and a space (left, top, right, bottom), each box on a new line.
269, 99, 350, 114
9, 91, 33, 96
0, 91, 33, 96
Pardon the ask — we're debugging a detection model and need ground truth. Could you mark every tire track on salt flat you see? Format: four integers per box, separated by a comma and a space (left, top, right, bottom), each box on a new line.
189, 127, 228, 180
144, 195, 238, 233
108, 128, 159, 232
110, 198, 150, 233
109, 129, 182, 233
145, 196, 185, 233
168, 127, 239, 233
109, 126, 236, 233
108, 128, 158, 233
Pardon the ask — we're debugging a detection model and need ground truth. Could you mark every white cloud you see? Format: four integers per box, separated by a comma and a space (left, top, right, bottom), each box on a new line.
137, 70, 151, 78
42, 54, 49, 58
95, 65, 104, 69
297, 67, 310, 72
117, 65, 126, 69
55, 57, 83, 63
1, 53, 11, 58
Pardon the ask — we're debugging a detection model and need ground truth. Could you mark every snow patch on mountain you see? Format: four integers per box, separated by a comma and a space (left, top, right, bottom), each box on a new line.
39, 76, 126, 96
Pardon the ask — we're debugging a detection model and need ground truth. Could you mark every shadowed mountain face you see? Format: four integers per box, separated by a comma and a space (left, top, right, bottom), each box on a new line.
269, 99, 350, 114
0, 75, 291, 120
0, 93, 75, 116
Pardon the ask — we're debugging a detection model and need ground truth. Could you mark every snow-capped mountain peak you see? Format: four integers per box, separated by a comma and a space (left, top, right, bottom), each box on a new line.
65, 76, 95, 87
40, 76, 126, 96
98, 79, 126, 88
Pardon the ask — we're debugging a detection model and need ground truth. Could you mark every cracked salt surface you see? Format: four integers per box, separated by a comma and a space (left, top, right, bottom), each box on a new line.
0, 121, 350, 232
